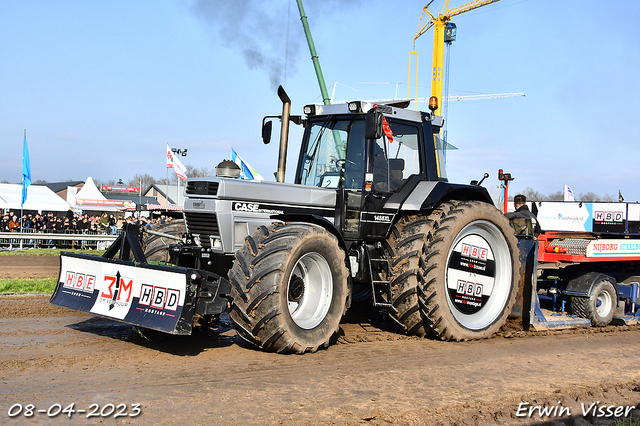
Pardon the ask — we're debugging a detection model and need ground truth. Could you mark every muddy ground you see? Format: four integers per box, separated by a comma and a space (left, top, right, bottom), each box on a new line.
0, 254, 60, 279
1, 255, 640, 425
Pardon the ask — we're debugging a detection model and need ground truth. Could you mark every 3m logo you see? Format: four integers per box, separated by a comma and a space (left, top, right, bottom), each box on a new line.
138, 284, 180, 312
63, 272, 96, 293
100, 272, 134, 303
461, 243, 488, 261
594, 211, 623, 222
456, 280, 484, 298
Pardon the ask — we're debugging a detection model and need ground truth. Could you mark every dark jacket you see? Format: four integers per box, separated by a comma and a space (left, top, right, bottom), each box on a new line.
505, 205, 541, 235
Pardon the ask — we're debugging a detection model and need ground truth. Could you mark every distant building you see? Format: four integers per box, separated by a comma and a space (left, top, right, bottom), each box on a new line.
144, 184, 183, 206
34, 181, 84, 202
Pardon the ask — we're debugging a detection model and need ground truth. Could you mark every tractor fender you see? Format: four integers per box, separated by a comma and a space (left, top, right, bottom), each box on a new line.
270, 213, 346, 250
565, 272, 619, 298
384, 180, 493, 212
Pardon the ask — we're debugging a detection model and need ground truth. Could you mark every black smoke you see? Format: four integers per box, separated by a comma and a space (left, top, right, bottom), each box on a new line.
191, 0, 362, 91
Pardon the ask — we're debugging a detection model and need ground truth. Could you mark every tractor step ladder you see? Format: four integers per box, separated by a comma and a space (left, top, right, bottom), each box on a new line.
369, 257, 395, 311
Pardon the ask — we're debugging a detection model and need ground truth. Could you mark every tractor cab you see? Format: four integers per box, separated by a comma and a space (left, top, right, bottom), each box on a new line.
293, 101, 447, 241
294, 101, 446, 191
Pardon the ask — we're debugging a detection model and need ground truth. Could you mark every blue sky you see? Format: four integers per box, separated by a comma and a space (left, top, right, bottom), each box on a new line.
2, 0, 640, 201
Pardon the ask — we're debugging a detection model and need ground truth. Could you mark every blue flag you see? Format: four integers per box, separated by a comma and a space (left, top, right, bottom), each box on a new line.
231, 148, 264, 181
22, 131, 31, 206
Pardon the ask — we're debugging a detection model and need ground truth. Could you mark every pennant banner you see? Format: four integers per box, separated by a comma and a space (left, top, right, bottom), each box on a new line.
166, 144, 187, 182
22, 130, 31, 206
564, 184, 575, 202
231, 148, 264, 181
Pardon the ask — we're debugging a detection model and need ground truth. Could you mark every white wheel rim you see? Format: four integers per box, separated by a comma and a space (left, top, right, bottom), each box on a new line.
287, 252, 333, 329
445, 220, 513, 330
596, 288, 613, 318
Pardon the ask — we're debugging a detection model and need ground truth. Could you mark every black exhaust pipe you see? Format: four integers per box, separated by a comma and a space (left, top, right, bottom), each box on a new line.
276, 86, 291, 183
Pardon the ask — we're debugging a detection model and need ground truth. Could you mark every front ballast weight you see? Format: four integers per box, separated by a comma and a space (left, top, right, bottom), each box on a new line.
50, 223, 231, 335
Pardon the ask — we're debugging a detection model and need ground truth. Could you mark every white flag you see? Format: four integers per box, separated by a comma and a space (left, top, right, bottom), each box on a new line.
564, 184, 575, 202
166, 144, 174, 169
166, 144, 188, 181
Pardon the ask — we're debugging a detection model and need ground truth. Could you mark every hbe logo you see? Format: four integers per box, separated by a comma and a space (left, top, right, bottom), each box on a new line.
63, 271, 96, 293
461, 243, 488, 261
138, 284, 180, 311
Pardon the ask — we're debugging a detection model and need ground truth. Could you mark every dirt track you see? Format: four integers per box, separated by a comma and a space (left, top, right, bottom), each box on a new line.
0, 254, 60, 279
2, 256, 640, 425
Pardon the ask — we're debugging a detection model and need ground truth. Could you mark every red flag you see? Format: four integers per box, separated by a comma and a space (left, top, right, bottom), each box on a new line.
373, 104, 394, 143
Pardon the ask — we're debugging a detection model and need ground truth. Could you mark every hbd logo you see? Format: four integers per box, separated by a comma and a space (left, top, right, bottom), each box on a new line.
594, 211, 623, 223
456, 280, 484, 298
138, 284, 180, 311
461, 243, 488, 261
63, 272, 96, 293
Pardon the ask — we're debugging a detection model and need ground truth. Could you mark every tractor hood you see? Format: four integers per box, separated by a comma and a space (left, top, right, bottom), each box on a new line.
185, 177, 336, 209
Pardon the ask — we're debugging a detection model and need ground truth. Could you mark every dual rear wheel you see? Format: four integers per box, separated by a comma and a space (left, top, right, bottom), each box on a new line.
385, 201, 521, 340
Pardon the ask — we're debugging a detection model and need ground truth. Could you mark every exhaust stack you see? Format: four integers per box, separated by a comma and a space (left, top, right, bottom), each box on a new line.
276, 86, 291, 183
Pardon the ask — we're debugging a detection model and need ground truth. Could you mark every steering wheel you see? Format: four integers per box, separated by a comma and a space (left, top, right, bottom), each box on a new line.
335, 158, 362, 171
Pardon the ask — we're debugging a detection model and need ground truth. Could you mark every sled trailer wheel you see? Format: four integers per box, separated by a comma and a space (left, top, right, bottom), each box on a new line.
570, 274, 617, 327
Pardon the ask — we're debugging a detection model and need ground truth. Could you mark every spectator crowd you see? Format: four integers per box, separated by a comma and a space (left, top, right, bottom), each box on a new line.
1, 209, 174, 249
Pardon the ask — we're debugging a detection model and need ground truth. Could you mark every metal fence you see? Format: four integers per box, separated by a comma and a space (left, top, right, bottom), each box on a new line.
0, 229, 118, 250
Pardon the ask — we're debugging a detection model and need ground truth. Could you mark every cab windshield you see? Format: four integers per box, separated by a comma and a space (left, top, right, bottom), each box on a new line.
299, 118, 365, 190
298, 115, 422, 191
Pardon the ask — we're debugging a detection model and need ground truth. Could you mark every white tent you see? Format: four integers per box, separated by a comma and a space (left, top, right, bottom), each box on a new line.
73, 177, 106, 203
0, 183, 71, 212
73, 177, 134, 211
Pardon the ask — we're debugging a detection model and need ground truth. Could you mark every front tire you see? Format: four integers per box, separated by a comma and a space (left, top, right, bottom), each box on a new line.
418, 201, 521, 341
143, 220, 185, 263
229, 223, 349, 354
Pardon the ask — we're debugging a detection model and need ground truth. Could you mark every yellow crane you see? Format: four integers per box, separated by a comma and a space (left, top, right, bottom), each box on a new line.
408, 0, 500, 117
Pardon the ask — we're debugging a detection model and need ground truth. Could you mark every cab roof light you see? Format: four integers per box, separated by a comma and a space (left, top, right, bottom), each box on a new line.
428, 96, 438, 112
348, 101, 363, 113
303, 105, 316, 116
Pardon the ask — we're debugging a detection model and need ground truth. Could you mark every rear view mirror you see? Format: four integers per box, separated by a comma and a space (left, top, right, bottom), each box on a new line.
262, 120, 273, 144
365, 108, 383, 139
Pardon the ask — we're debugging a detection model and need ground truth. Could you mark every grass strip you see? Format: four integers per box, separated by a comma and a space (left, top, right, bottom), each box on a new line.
0, 278, 57, 294
0, 249, 106, 256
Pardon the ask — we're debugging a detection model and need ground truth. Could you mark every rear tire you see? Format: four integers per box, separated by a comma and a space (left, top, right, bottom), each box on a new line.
383, 215, 431, 337
143, 220, 185, 263
418, 201, 521, 341
570, 278, 616, 327
228, 223, 348, 354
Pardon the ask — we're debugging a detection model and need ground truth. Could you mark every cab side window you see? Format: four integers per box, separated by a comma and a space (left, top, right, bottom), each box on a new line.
372, 121, 421, 192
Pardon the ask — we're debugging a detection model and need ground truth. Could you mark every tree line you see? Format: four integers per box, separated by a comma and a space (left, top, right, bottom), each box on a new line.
516, 187, 616, 202
1, 165, 217, 190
